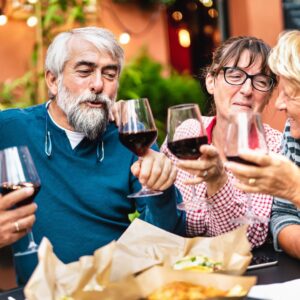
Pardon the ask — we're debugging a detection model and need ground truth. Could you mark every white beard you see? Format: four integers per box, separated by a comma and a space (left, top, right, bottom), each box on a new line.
56, 79, 113, 140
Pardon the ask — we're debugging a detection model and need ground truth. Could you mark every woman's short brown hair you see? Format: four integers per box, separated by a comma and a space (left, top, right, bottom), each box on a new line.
207, 36, 277, 87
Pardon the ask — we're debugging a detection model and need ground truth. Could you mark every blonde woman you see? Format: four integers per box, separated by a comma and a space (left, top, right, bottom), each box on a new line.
227, 30, 300, 259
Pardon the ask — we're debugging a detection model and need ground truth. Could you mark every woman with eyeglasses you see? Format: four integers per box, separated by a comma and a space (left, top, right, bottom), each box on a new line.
161, 36, 282, 248
226, 31, 300, 259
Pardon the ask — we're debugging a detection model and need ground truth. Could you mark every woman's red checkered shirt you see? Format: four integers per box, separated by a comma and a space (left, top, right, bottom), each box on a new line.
161, 116, 282, 248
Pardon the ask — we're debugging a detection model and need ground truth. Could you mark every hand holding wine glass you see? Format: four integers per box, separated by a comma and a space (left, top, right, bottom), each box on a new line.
167, 103, 209, 210
0, 146, 41, 256
119, 98, 163, 198
225, 111, 269, 225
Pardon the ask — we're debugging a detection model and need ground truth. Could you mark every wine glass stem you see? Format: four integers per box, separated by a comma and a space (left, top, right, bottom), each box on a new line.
27, 231, 38, 250
246, 193, 254, 216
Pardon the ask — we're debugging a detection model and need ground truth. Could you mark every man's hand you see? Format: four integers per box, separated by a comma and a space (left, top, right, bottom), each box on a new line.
131, 149, 177, 191
0, 188, 37, 248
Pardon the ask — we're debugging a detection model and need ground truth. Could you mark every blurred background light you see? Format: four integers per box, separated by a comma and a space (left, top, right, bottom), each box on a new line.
178, 28, 190, 48
119, 32, 131, 44
208, 8, 218, 18
172, 10, 183, 21
0, 14, 7, 26
26, 15, 38, 27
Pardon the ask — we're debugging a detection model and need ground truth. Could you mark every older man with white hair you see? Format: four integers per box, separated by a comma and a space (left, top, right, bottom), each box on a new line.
0, 27, 185, 285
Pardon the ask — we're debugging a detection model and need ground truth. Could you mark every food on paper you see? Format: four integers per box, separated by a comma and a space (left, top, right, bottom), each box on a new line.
173, 255, 223, 272
147, 281, 246, 299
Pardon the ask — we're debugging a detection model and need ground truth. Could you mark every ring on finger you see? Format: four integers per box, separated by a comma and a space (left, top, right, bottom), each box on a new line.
248, 178, 256, 185
14, 221, 21, 233
202, 170, 208, 178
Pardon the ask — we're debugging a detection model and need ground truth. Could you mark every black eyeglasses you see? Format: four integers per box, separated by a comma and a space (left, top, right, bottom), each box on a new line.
222, 67, 275, 92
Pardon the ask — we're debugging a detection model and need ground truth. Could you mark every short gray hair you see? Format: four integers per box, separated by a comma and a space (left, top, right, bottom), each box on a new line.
45, 27, 124, 78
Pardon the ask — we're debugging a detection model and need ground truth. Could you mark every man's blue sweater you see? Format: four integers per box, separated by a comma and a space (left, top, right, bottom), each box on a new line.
0, 103, 186, 284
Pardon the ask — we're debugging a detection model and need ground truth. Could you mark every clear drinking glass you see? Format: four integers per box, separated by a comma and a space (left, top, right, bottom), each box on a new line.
0, 146, 41, 256
167, 103, 209, 211
225, 111, 269, 224
119, 98, 163, 198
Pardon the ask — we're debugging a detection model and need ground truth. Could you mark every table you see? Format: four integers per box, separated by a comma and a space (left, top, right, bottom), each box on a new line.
246, 243, 300, 285
1, 244, 300, 300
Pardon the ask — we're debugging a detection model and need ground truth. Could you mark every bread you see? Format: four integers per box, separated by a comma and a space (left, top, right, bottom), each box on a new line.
173, 255, 223, 272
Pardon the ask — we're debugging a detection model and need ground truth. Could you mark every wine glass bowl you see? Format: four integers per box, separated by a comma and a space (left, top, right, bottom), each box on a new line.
119, 98, 163, 198
225, 111, 269, 224
0, 146, 41, 256
167, 103, 209, 210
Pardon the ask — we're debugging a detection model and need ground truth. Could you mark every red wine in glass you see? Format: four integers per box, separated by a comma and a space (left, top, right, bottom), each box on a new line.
167, 103, 209, 210
119, 98, 163, 198
0, 146, 41, 256
1, 182, 41, 207
167, 136, 208, 160
225, 111, 269, 225
119, 130, 157, 157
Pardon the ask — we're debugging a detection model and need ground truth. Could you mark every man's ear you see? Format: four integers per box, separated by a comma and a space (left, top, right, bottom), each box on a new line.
45, 71, 58, 97
205, 73, 215, 95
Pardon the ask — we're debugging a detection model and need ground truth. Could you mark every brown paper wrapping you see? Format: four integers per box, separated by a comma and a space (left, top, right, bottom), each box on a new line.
24, 219, 253, 299
110, 219, 252, 281
24, 237, 115, 300
135, 265, 257, 299
100, 266, 256, 299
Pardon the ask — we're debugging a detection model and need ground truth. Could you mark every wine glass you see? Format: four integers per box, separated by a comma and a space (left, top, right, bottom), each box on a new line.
167, 103, 209, 211
225, 111, 269, 225
119, 98, 163, 198
0, 146, 41, 256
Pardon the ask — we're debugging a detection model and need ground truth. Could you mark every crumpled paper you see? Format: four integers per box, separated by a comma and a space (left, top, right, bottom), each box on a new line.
24, 238, 115, 300
24, 219, 252, 299
110, 219, 252, 281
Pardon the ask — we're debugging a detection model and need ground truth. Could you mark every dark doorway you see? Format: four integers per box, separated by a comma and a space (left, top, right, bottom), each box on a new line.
166, 0, 228, 77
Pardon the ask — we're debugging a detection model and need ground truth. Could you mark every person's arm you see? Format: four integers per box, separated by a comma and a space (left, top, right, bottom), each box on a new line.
162, 138, 269, 247
226, 151, 300, 208
270, 197, 300, 258
186, 172, 271, 248
278, 225, 300, 259
131, 147, 186, 236
136, 186, 186, 236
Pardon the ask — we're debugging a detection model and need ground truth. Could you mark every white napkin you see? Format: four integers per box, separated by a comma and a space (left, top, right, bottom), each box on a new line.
248, 279, 300, 300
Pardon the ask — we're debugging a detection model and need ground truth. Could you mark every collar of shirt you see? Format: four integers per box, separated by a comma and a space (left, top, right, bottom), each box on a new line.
206, 116, 217, 144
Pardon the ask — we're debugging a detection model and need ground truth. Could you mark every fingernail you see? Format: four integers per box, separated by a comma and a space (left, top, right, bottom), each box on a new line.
24, 187, 34, 195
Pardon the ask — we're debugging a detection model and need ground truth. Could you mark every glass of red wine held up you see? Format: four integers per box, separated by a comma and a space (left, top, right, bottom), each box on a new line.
167, 103, 209, 211
119, 98, 163, 198
225, 111, 269, 225
0, 146, 41, 256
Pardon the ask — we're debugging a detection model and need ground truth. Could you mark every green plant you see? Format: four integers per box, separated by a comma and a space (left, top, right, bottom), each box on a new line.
118, 51, 208, 145
0, 0, 89, 109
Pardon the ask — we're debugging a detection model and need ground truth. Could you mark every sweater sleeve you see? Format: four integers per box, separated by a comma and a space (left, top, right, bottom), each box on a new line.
136, 186, 186, 237
131, 143, 186, 237
270, 197, 300, 251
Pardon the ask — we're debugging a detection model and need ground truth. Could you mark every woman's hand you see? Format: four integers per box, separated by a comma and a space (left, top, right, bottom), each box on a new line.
0, 187, 37, 248
225, 150, 300, 207
177, 144, 227, 196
